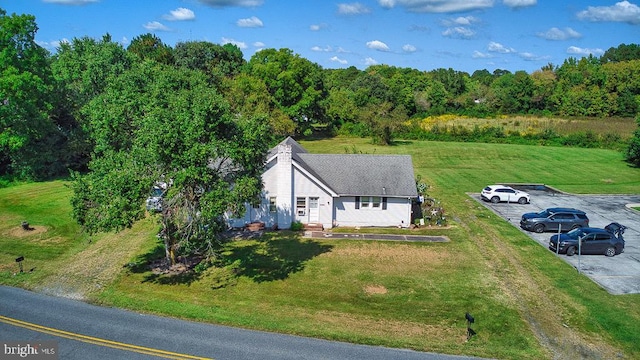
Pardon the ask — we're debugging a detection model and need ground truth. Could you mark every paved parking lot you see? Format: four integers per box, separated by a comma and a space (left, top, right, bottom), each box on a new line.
472, 187, 640, 295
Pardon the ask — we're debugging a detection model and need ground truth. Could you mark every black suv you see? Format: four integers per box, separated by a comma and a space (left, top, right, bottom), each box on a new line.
520, 208, 589, 233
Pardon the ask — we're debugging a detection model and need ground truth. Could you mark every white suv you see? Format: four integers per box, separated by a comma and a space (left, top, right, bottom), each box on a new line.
481, 185, 530, 204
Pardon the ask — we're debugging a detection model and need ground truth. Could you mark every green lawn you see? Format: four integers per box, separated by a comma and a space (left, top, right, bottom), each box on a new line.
1, 138, 639, 359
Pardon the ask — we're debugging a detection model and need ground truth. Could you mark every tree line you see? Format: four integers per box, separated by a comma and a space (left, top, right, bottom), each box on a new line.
2, 8, 640, 182
2, 8, 640, 263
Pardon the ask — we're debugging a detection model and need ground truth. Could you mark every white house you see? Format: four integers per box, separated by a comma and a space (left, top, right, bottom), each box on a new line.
227, 137, 418, 230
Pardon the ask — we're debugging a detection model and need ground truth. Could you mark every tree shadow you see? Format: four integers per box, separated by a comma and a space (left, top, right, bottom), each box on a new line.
216, 231, 333, 283
126, 243, 204, 285
127, 231, 333, 286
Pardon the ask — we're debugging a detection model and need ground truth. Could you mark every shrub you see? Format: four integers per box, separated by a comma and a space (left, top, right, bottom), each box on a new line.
290, 220, 304, 231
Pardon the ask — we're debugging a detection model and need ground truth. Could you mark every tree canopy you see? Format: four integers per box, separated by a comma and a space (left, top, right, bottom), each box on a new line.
71, 61, 272, 263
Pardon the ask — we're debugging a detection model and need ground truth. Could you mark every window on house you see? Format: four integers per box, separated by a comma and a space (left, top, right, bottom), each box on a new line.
269, 197, 277, 212
251, 198, 261, 208
296, 197, 306, 216
358, 196, 386, 210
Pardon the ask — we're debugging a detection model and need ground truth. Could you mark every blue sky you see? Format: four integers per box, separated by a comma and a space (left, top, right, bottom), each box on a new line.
3, 0, 639, 73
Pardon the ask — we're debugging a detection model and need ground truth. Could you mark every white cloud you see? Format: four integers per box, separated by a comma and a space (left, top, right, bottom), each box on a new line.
537, 27, 581, 40
472, 50, 492, 58
383, 0, 493, 13
518, 52, 548, 61
379, 0, 396, 8
503, 0, 536, 8
452, 16, 478, 26
163, 8, 195, 21
310, 24, 320, 31
330, 56, 348, 64
567, 46, 605, 56
488, 41, 516, 53
402, 44, 417, 52
366, 40, 390, 51
409, 24, 430, 32
442, 27, 475, 38
237, 16, 263, 27
120, 36, 130, 46
144, 21, 171, 31
197, 0, 263, 7
221, 37, 247, 49
253, 41, 265, 47
338, 3, 371, 15
43, 0, 98, 5
311, 45, 333, 52
364, 57, 378, 65
577, 1, 640, 25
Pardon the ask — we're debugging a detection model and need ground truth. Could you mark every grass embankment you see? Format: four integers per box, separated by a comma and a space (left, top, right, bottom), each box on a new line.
1, 138, 639, 359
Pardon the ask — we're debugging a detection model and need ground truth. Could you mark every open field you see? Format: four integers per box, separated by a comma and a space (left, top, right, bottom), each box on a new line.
1, 138, 639, 359
416, 115, 636, 139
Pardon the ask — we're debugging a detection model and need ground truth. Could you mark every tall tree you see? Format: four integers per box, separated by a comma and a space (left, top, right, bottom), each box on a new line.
0, 9, 57, 178
358, 102, 407, 145
247, 48, 326, 134
174, 41, 245, 80
127, 33, 174, 64
71, 62, 271, 264
51, 34, 133, 172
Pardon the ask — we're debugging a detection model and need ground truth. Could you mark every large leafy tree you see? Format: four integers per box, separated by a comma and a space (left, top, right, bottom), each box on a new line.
247, 48, 327, 133
127, 33, 174, 65
51, 34, 133, 172
0, 8, 57, 178
71, 61, 271, 264
174, 41, 245, 81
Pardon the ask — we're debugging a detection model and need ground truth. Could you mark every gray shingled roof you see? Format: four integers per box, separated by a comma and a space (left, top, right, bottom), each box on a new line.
271, 137, 417, 198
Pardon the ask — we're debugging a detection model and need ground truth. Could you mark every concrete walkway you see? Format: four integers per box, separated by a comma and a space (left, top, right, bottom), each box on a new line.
304, 231, 449, 242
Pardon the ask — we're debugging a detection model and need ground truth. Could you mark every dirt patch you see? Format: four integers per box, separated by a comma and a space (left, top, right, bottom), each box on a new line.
150, 256, 203, 276
363, 284, 388, 295
6, 225, 48, 238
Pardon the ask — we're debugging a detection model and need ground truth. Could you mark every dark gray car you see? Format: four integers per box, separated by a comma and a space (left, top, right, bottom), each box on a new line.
549, 223, 626, 257
520, 207, 589, 233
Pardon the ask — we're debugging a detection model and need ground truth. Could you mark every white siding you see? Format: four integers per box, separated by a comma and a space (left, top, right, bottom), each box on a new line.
292, 167, 333, 228
334, 196, 412, 228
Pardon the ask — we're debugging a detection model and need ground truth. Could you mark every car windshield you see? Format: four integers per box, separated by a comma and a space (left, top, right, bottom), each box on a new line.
151, 188, 164, 197
536, 210, 551, 217
565, 228, 585, 239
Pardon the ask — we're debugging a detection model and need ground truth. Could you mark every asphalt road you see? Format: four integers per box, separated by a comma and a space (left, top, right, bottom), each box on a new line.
472, 188, 640, 295
0, 286, 484, 360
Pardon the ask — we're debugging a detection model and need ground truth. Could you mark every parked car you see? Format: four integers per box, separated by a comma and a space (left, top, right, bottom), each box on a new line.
520, 207, 589, 233
481, 185, 530, 204
549, 223, 626, 257
145, 184, 166, 212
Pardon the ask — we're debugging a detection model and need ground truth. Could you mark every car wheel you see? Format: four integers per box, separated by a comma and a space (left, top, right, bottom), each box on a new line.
566, 246, 576, 256
517, 197, 527, 204
490, 196, 500, 203
605, 247, 616, 257
533, 224, 545, 233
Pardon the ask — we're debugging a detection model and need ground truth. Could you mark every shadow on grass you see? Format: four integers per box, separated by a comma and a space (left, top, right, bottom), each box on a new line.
126, 231, 333, 286
218, 232, 333, 283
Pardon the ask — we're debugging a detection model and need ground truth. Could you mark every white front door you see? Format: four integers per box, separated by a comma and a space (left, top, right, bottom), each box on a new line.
308, 197, 319, 223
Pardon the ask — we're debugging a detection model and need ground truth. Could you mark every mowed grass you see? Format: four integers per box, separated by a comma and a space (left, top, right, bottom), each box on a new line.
1, 138, 639, 359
